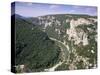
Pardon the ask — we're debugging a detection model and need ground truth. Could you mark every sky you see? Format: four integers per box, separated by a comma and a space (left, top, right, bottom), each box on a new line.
12, 2, 97, 17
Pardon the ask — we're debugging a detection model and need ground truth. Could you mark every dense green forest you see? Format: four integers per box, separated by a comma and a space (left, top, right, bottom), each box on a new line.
13, 14, 61, 72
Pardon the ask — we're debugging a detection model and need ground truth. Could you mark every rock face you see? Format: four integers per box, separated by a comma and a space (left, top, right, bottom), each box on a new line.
30, 14, 97, 70
35, 15, 97, 46
19, 14, 97, 71
67, 18, 90, 45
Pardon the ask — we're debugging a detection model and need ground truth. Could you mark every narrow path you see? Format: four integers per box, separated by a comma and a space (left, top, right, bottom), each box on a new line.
44, 62, 63, 71
44, 37, 70, 71
50, 38, 70, 61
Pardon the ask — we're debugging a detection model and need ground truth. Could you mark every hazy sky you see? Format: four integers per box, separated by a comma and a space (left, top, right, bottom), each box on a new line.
13, 2, 97, 17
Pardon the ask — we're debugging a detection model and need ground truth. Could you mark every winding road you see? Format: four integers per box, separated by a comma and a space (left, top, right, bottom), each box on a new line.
44, 37, 70, 71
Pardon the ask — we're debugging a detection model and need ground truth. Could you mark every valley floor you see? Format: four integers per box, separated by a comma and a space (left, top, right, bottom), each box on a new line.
44, 37, 70, 71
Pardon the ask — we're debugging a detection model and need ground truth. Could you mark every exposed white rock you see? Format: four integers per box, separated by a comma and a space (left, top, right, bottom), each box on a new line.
89, 63, 92, 66
58, 30, 61, 35
19, 65, 25, 71
87, 28, 93, 32
67, 28, 88, 45
69, 64, 77, 70
55, 29, 58, 32
66, 19, 70, 23
63, 35, 66, 38
51, 16, 55, 20
66, 45, 70, 51
67, 18, 89, 45
38, 16, 42, 20
56, 20, 61, 26
82, 34, 88, 46
70, 18, 92, 28
91, 50, 95, 54
89, 18, 97, 22
63, 40, 66, 44
44, 22, 52, 29
32, 28, 34, 30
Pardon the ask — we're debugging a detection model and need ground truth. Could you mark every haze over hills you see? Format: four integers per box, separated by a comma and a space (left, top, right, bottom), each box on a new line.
14, 2, 97, 17
13, 13, 97, 72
